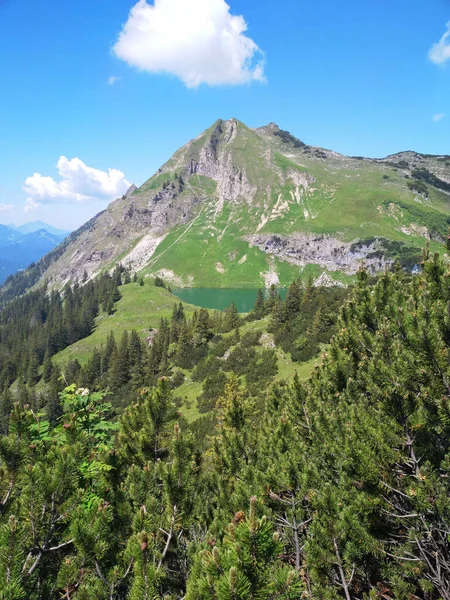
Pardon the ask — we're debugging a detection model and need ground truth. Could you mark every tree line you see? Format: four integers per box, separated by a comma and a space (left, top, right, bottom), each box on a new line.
0, 246, 449, 596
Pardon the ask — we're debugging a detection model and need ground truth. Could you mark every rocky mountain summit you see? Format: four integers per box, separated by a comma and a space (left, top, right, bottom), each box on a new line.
3, 119, 450, 295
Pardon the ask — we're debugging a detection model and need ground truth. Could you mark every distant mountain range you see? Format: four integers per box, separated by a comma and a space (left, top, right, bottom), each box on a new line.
0, 222, 70, 284
7, 221, 69, 238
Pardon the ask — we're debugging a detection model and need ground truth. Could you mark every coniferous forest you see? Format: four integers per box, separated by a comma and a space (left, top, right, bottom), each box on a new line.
1, 247, 450, 598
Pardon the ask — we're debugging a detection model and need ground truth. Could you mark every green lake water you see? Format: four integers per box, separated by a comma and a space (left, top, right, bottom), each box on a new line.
172, 288, 287, 313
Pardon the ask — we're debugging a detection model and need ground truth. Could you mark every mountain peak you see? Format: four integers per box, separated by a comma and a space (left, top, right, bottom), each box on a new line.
4, 119, 450, 295
9, 221, 70, 237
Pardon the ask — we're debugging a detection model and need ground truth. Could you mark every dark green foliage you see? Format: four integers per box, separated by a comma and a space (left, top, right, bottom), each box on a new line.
2, 251, 450, 597
197, 371, 228, 413
411, 167, 450, 193
248, 288, 266, 320
224, 345, 257, 375
240, 330, 261, 348
269, 277, 346, 361
407, 178, 429, 197
170, 370, 185, 389
0, 389, 13, 435
0, 272, 121, 394
246, 348, 278, 389
384, 200, 450, 240
154, 276, 166, 288
222, 301, 240, 332
186, 497, 302, 599
192, 354, 222, 382
42, 349, 53, 384
273, 128, 306, 149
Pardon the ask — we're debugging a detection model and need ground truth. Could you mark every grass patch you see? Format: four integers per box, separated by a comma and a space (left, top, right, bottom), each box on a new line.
54, 282, 195, 366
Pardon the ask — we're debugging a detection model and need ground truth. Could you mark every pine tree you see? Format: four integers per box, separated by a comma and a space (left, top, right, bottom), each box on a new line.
82, 347, 102, 388
0, 516, 27, 598
186, 496, 302, 599
266, 284, 280, 313
250, 288, 266, 320
27, 349, 40, 386
46, 364, 64, 426
128, 330, 146, 388
109, 331, 130, 390
64, 359, 81, 385
0, 389, 13, 435
176, 321, 192, 369
102, 331, 117, 374
118, 377, 178, 464
224, 302, 239, 331
284, 278, 303, 317
42, 347, 53, 383
193, 308, 211, 348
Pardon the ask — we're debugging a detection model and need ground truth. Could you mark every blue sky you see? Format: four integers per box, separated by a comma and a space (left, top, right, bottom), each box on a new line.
0, 0, 449, 229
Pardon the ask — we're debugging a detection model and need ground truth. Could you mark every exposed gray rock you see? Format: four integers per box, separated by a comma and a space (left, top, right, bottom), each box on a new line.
190, 120, 257, 206
246, 233, 393, 275
313, 272, 347, 288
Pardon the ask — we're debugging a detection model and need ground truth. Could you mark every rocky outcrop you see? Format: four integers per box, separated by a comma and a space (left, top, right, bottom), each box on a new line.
246, 233, 393, 275
5, 116, 448, 297
313, 272, 347, 288
188, 120, 257, 206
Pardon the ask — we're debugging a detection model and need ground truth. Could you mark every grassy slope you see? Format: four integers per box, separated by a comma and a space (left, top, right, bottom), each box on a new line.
175, 317, 321, 422
52, 285, 323, 423
136, 122, 447, 288
54, 282, 196, 366
176, 349, 319, 424
8, 120, 448, 296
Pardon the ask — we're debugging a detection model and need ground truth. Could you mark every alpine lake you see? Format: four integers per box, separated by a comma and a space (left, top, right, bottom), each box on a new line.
172, 288, 288, 313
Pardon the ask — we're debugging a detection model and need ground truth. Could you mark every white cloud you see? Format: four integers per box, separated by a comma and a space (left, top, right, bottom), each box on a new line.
0, 203, 13, 213
429, 22, 450, 65
23, 156, 131, 211
108, 75, 122, 85
24, 198, 40, 213
112, 0, 265, 88
433, 113, 445, 122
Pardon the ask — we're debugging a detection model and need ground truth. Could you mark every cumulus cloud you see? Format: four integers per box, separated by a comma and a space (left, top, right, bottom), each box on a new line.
23, 157, 131, 211
112, 0, 265, 87
24, 198, 40, 213
0, 203, 13, 213
108, 75, 122, 85
429, 22, 450, 65
433, 113, 445, 122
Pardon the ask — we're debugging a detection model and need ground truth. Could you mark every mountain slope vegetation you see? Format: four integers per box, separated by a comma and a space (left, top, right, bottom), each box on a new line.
2, 119, 450, 298
0, 248, 450, 597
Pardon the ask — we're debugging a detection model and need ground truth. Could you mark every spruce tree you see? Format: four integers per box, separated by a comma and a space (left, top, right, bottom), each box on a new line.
251, 288, 266, 320
224, 302, 239, 331
128, 330, 146, 388
176, 321, 192, 369
0, 389, 13, 435
42, 348, 53, 384
266, 284, 280, 313
27, 350, 40, 386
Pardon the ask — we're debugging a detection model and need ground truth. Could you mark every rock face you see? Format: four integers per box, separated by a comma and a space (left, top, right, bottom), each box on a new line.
4, 118, 450, 294
194, 121, 258, 206
246, 234, 393, 275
